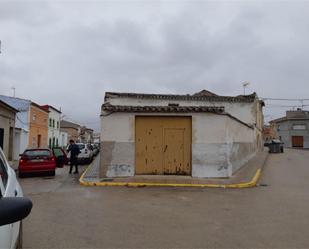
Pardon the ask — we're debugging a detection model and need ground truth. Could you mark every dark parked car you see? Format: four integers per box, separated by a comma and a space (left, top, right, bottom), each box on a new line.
92, 144, 99, 156
265, 139, 284, 153
52, 147, 68, 167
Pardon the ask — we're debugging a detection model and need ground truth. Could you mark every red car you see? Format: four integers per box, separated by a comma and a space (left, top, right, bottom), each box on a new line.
18, 148, 67, 177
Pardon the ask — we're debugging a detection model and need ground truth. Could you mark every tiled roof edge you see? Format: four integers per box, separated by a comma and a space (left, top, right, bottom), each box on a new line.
105, 92, 257, 103
0, 99, 19, 113
101, 104, 254, 129
102, 104, 225, 114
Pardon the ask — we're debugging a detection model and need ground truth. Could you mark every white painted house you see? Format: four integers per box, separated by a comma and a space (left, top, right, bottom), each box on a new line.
100, 90, 264, 178
41, 105, 61, 148
0, 95, 31, 160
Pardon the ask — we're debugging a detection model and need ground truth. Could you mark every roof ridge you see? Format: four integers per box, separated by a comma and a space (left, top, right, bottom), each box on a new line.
0, 99, 19, 112
0, 94, 31, 102
104, 91, 257, 103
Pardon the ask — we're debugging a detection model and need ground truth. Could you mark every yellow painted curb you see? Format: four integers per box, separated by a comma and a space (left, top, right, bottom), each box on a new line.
79, 162, 262, 189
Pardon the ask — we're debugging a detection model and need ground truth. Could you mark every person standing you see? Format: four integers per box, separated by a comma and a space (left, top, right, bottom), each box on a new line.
67, 140, 80, 174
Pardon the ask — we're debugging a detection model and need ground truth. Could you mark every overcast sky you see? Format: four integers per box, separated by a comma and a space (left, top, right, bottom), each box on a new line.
1, 0, 309, 131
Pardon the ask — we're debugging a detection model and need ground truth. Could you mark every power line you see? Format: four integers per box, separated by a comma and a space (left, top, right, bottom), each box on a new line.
261, 97, 309, 101
265, 104, 309, 107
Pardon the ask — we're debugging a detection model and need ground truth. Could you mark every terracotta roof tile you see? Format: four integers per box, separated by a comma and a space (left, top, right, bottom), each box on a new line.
102, 103, 225, 113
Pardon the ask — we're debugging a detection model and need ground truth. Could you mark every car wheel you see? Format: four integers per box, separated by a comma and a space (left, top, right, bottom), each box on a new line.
16, 221, 23, 249
50, 170, 56, 176
18, 172, 24, 178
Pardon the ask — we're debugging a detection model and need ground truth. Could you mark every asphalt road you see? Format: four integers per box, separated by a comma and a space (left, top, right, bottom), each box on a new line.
20, 149, 309, 248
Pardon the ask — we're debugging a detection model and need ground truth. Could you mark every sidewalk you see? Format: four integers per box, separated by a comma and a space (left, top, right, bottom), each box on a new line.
81, 149, 268, 188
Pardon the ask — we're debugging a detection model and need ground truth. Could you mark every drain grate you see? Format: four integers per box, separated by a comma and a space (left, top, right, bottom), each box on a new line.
258, 183, 269, 187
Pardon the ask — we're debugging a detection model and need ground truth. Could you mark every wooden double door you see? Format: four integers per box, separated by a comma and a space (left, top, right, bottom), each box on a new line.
135, 116, 191, 175
292, 136, 304, 148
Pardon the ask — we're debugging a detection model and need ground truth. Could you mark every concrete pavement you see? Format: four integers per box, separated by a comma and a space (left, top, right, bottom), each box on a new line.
20, 149, 309, 248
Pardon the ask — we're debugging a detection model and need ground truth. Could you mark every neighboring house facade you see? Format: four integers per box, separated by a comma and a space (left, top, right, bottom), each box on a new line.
271, 109, 309, 148
28, 102, 49, 148
0, 100, 18, 160
60, 120, 80, 143
41, 105, 61, 148
263, 122, 278, 142
100, 90, 264, 178
93, 132, 100, 144
59, 131, 68, 148
0, 95, 31, 160
80, 126, 94, 143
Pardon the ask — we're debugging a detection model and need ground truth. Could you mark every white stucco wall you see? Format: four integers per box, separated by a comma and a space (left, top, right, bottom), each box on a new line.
102, 114, 134, 142
48, 109, 61, 147
107, 97, 257, 125
13, 129, 28, 160
101, 112, 256, 178
191, 113, 255, 177
59, 131, 68, 147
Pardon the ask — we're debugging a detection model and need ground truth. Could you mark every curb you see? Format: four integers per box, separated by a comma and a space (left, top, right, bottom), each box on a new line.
79, 161, 265, 189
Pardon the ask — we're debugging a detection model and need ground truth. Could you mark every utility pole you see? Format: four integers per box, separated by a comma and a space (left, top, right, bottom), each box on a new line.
0, 40, 2, 53
300, 99, 304, 110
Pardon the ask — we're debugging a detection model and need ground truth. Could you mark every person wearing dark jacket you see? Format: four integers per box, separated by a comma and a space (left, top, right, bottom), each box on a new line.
67, 140, 80, 174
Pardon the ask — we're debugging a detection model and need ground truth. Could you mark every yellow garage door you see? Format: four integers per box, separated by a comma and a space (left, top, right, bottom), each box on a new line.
135, 116, 191, 175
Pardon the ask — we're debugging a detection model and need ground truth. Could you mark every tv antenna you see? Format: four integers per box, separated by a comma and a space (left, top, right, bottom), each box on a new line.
242, 82, 250, 95
11, 87, 16, 97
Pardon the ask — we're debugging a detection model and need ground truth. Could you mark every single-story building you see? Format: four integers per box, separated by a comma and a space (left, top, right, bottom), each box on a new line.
263, 122, 278, 142
100, 90, 264, 178
0, 100, 18, 160
0, 95, 30, 160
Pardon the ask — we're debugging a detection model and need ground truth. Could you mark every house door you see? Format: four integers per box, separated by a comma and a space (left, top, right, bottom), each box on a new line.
37, 135, 41, 148
135, 116, 191, 175
0, 128, 4, 150
164, 128, 186, 174
8, 128, 13, 161
292, 136, 303, 148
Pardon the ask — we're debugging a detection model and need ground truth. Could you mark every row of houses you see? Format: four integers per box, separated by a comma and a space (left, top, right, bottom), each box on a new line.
264, 109, 309, 149
60, 120, 96, 145
0, 95, 94, 161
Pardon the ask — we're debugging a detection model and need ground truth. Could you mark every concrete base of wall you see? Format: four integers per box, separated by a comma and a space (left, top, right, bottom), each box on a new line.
100, 141, 257, 178
230, 142, 257, 174
100, 141, 135, 178
191, 142, 256, 178
192, 143, 230, 178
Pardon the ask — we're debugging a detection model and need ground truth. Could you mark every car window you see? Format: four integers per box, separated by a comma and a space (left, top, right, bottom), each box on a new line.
77, 144, 85, 150
0, 156, 8, 190
53, 148, 64, 157
24, 150, 51, 157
